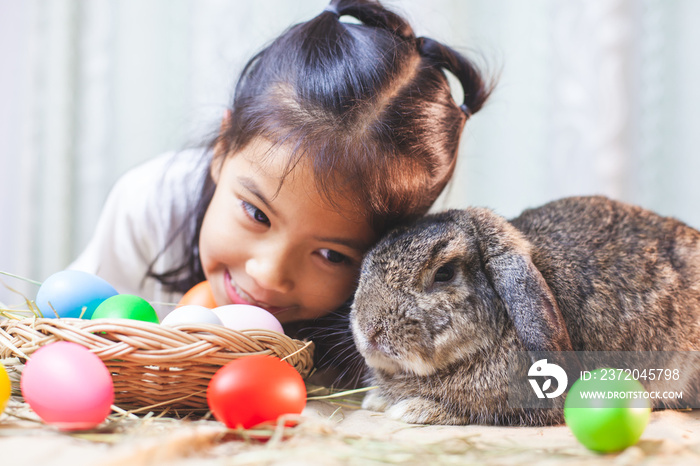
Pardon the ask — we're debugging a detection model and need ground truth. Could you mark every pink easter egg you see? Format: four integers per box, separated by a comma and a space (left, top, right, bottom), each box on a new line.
212, 304, 284, 334
21, 341, 114, 431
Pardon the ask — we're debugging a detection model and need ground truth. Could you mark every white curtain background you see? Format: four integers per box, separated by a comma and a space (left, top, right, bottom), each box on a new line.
1, 0, 699, 303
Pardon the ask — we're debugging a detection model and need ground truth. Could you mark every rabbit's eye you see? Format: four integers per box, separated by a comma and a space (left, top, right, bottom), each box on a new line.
434, 264, 455, 283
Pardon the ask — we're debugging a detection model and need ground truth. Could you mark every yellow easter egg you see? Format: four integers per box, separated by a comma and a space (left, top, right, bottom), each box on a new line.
0, 363, 11, 414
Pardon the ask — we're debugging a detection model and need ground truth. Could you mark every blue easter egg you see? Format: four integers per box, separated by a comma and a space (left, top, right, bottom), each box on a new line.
35, 270, 118, 319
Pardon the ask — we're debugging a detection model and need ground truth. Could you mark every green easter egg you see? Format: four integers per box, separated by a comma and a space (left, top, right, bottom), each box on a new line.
564, 368, 651, 452
91, 294, 159, 323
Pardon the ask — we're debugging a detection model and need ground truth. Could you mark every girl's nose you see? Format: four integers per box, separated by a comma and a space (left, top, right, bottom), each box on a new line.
245, 247, 294, 294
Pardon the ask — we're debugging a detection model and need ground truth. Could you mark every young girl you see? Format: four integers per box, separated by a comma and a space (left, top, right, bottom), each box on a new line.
70, 0, 494, 385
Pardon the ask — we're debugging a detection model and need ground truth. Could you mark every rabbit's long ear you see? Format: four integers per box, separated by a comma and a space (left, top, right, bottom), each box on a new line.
471, 209, 574, 353
485, 253, 574, 353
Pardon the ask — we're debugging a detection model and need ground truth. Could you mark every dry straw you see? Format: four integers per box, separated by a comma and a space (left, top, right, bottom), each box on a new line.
0, 317, 314, 412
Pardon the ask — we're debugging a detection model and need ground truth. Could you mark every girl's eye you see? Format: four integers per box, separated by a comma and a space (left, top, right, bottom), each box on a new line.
241, 201, 269, 225
319, 248, 349, 265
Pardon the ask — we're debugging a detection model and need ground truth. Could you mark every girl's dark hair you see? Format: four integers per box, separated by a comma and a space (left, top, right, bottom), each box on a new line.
149, 0, 495, 292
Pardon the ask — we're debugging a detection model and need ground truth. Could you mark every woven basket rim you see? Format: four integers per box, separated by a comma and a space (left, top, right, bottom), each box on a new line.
0, 317, 314, 363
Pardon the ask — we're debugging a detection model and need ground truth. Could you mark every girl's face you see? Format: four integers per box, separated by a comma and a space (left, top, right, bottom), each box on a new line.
199, 138, 376, 323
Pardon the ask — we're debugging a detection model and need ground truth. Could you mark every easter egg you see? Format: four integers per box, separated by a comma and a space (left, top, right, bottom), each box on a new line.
20, 341, 114, 430
91, 294, 159, 323
161, 305, 223, 326
177, 281, 217, 308
564, 368, 651, 452
212, 304, 284, 333
0, 363, 10, 413
35, 270, 118, 319
207, 355, 306, 429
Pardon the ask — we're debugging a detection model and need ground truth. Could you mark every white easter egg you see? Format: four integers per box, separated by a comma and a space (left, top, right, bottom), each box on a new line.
212, 304, 284, 334
161, 305, 223, 326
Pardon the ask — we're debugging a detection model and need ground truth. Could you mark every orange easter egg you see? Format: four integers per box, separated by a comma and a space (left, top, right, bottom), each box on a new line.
177, 281, 218, 309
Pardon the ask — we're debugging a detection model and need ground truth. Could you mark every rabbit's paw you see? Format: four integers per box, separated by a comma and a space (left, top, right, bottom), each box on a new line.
385, 397, 449, 424
361, 389, 391, 412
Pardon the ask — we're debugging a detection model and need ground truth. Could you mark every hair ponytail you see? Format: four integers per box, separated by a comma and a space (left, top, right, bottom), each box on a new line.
416, 36, 492, 117
329, 0, 415, 39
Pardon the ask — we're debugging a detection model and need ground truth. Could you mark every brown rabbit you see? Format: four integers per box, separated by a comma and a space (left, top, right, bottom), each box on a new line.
350, 196, 700, 426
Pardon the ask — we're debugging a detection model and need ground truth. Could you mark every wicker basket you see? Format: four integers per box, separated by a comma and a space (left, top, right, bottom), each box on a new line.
0, 317, 314, 412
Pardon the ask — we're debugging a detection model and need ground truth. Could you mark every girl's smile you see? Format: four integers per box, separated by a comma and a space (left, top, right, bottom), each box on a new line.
199, 138, 375, 323
223, 268, 293, 315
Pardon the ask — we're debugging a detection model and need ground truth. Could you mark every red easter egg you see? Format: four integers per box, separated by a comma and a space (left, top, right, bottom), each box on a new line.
207, 355, 306, 429
177, 281, 217, 309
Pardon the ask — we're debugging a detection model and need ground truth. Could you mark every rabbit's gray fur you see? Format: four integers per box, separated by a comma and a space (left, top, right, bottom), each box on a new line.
350, 196, 700, 426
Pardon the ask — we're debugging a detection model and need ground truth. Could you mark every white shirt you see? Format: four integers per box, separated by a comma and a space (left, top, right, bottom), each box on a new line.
69, 149, 211, 317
